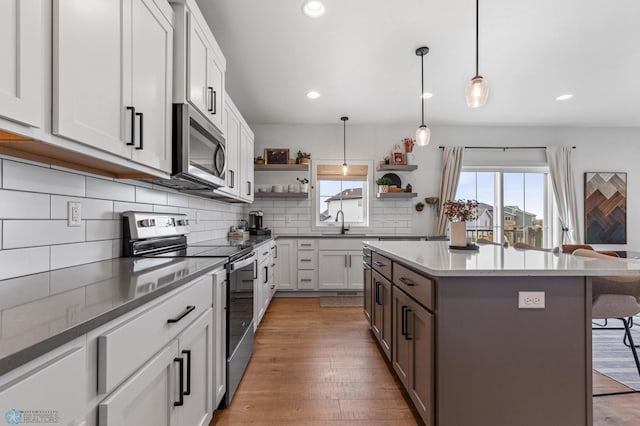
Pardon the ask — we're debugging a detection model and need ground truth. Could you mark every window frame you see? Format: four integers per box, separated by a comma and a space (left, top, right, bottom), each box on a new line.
458, 166, 555, 247
311, 159, 374, 232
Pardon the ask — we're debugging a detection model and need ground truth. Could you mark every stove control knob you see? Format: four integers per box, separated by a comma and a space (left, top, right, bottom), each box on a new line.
138, 219, 156, 228
177, 219, 189, 226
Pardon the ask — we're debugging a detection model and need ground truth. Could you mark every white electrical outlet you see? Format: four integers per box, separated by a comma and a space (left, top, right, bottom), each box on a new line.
196, 212, 201, 224
68, 201, 82, 227
518, 291, 545, 309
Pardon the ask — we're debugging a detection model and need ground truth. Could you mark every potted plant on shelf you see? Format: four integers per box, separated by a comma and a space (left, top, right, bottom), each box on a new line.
376, 177, 393, 193
254, 155, 264, 165
297, 177, 309, 193
415, 202, 425, 212
296, 151, 311, 165
443, 199, 478, 247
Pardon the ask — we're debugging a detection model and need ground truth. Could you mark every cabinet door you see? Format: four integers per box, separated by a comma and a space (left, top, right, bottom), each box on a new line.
318, 251, 348, 290
213, 269, 227, 408
220, 102, 240, 196
53, 0, 130, 156
0, 0, 43, 127
178, 309, 214, 426
254, 258, 266, 329
187, 13, 209, 118
275, 240, 296, 290
129, 0, 172, 172
0, 346, 86, 425
240, 127, 254, 202
347, 251, 364, 289
371, 270, 391, 360
207, 55, 224, 131
408, 300, 434, 426
99, 341, 179, 426
392, 288, 412, 389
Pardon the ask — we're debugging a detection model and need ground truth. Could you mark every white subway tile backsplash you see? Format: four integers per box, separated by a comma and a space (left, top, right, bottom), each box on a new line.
167, 193, 190, 207
86, 220, 120, 241
136, 187, 168, 205
113, 201, 153, 215
50, 196, 113, 220
50, 240, 113, 270
2, 161, 85, 196
0, 247, 50, 280
86, 177, 135, 202
153, 205, 181, 214
3, 220, 86, 249
0, 190, 50, 219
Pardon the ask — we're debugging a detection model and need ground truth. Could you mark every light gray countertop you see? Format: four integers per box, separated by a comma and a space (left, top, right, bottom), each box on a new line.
365, 240, 640, 277
0, 256, 226, 375
275, 234, 435, 240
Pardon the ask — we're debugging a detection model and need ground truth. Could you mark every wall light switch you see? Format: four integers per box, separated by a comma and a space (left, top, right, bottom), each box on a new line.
68, 201, 82, 227
518, 291, 545, 309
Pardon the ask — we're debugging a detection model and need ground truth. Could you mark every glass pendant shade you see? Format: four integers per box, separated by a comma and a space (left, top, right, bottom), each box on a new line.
342, 163, 348, 175
416, 125, 431, 146
466, 76, 489, 108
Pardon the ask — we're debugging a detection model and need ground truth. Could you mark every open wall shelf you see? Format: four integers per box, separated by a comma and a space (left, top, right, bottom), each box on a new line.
376, 192, 418, 199
255, 192, 309, 198
376, 164, 418, 172
255, 164, 309, 172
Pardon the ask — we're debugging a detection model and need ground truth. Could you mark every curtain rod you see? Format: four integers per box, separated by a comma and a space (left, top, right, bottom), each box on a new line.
438, 146, 576, 150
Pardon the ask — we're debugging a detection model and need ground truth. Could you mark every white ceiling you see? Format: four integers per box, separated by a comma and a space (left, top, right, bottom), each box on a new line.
198, 0, 640, 127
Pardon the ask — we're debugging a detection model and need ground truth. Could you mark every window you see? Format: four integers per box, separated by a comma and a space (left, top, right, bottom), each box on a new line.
456, 168, 553, 247
313, 162, 371, 229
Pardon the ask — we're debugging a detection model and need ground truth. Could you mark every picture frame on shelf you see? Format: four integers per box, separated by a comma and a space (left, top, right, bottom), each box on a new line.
264, 148, 289, 164
392, 152, 406, 165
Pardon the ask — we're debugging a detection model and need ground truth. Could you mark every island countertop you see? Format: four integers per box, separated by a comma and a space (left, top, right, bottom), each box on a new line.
363, 240, 640, 277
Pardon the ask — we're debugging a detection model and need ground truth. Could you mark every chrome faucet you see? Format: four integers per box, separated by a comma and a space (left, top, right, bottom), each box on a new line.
335, 210, 347, 234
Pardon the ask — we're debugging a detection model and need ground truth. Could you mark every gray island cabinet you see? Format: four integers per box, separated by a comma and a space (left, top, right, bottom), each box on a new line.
363, 240, 640, 426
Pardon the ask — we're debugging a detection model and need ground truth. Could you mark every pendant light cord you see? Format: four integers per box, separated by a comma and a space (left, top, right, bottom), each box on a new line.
421, 53, 425, 126
475, 0, 479, 77
343, 119, 346, 164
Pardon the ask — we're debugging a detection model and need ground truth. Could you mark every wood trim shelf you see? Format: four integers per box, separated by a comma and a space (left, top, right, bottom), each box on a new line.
376, 164, 418, 172
376, 192, 418, 199
255, 192, 309, 198
255, 164, 309, 172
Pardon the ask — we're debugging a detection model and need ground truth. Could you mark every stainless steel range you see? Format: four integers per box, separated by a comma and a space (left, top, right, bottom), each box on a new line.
122, 211, 256, 407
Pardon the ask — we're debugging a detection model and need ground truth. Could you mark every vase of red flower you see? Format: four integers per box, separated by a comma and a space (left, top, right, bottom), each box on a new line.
444, 199, 478, 247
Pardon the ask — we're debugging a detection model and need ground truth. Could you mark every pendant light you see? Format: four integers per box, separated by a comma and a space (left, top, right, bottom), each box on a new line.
415, 46, 431, 146
466, 0, 489, 108
341, 116, 348, 175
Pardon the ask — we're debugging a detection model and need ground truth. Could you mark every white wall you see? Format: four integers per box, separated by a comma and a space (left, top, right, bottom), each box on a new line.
251, 123, 640, 249
0, 156, 244, 280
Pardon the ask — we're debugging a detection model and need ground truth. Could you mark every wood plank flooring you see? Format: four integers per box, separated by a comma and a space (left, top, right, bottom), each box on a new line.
211, 297, 640, 425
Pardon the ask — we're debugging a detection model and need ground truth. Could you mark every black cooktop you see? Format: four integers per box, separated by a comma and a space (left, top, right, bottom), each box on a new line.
147, 245, 252, 261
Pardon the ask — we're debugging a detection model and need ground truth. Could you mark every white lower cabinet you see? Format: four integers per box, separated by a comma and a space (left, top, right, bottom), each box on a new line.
212, 269, 227, 408
318, 250, 364, 290
177, 309, 214, 426
255, 241, 275, 329
98, 341, 180, 426
0, 343, 86, 425
274, 240, 296, 291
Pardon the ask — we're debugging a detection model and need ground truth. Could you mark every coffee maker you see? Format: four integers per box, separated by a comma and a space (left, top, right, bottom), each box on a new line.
248, 210, 270, 236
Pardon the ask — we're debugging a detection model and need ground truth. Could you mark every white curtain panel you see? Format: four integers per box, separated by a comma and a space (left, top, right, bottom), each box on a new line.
434, 146, 465, 236
546, 146, 581, 244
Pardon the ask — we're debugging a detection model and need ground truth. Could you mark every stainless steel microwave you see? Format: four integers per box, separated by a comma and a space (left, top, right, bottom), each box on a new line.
152, 103, 226, 191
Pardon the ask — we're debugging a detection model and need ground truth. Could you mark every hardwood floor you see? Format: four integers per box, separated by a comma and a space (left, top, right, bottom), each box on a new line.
211, 297, 640, 425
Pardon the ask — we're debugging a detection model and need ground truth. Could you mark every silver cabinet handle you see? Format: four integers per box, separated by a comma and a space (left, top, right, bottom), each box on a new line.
301, 278, 312, 282
301, 259, 312, 262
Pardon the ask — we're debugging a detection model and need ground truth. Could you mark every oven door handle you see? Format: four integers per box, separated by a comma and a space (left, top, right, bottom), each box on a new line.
229, 253, 257, 271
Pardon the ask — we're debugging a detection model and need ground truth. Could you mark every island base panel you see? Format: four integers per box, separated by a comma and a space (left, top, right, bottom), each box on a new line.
436, 275, 591, 426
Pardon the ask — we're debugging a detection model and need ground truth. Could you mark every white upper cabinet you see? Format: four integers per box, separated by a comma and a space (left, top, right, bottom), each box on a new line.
0, 0, 44, 128
129, 0, 173, 171
53, 0, 173, 173
173, 0, 225, 134
240, 126, 255, 202
218, 95, 241, 197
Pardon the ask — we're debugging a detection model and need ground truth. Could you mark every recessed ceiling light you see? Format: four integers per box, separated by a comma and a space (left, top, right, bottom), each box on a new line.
302, 1, 325, 18
306, 90, 320, 99
421, 92, 434, 99
555, 94, 574, 101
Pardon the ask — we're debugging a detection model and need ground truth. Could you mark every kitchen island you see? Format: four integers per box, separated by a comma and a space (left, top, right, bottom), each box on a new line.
363, 240, 640, 426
